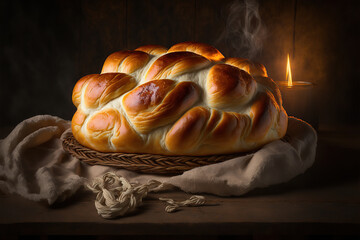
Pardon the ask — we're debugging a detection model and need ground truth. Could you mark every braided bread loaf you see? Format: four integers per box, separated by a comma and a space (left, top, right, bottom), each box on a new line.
72, 42, 288, 156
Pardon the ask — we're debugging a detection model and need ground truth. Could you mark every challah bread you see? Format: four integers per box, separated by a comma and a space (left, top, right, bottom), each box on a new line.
71, 42, 288, 155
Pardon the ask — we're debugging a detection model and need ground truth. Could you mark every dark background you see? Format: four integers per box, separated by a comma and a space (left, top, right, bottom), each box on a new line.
1, 0, 359, 128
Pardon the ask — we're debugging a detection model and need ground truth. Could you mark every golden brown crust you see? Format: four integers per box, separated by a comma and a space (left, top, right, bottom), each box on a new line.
101, 50, 150, 74
224, 58, 268, 77
81, 73, 136, 109
72, 109, 87, 127
168, 42, 225, 62
111, 114, 144, 152
123, 80, 200, 133
84, 109, 119, 152
253, 76, 283, 106
72, 74, 97, 107
71, 109, 90, 148
72, 108, 143, 153
247, 91, 278, 142
71, 109, 87, 137
122, 79, 175, 113
203, 111, 251, 151
165, 106, 210, 153
145, 52, 210, 82
135, 45, 168, 55
204, 109, 222, 134
71, 42, 288, 155
207, 112, 249, 144
165, 107, 252, 154
206, 64, 257, 108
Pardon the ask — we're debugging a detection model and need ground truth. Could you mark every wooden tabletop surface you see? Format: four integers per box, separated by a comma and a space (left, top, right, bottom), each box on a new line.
0, 126, 359, 237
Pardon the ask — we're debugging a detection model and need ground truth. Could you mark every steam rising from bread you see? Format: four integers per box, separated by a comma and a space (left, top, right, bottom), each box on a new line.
217, 0, 267, 59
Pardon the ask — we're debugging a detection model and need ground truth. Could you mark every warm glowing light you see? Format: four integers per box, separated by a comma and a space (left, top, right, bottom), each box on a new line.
286, 54, 293, 87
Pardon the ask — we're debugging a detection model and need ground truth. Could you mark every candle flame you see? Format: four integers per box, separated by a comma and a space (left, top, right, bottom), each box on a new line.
286, 54, 293, 86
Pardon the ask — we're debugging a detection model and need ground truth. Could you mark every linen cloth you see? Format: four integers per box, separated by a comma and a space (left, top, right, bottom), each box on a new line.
0, 115, 317, 204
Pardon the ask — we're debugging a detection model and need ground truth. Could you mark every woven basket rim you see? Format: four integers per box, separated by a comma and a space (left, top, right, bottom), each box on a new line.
62, 133, 246, 175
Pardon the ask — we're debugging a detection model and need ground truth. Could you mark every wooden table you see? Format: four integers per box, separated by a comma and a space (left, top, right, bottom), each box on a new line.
0, 126, 359, 238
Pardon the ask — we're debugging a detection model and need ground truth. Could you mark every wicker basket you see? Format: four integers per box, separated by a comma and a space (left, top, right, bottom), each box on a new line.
62, 133, 245, 175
